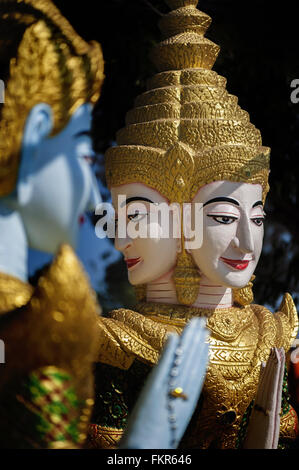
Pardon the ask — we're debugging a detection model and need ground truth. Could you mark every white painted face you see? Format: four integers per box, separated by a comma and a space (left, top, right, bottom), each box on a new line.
190, 181, 265, 288
111, 183, 179, 285
18, 103, 101, 253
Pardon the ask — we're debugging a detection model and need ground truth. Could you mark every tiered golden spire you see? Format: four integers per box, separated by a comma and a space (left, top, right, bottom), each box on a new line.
106, 0, 270, 203
106, 0, 270, 305
151, 0, 219, 71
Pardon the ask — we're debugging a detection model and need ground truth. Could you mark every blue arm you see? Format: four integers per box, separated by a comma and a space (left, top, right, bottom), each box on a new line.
120, 317, 210, 449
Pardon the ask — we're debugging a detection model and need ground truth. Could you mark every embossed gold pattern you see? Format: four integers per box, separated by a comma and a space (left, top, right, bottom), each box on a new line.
106, 1, 270, 202
87, 424, 123, 449
98, 0, 298, 448
105, 0, 270, 305
0, 245, 101, 445
0, 0, 104, 196
233, 275, 255, 307
96, 309, 174, 368
173, 246, 201, 306
280, 407, 298, 440
95, 296, 298, 448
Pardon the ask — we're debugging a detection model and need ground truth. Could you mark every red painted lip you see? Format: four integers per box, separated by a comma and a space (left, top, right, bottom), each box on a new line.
125, 258, 142, 269
78, 214, 85, 226
220, 257, 251, 270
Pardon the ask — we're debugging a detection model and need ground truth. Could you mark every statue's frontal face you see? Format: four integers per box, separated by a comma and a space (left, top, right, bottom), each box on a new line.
111, 180, 264, 291
191, 181, 265, 288
111, 183, 179, 285
19, 103, 101, 253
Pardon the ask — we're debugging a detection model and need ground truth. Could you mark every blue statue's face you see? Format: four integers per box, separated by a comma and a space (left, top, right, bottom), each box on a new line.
18, 103, 101, 253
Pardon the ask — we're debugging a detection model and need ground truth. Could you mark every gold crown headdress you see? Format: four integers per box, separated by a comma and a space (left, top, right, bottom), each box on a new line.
106, 0, 270, 305
0, 0, 104, 196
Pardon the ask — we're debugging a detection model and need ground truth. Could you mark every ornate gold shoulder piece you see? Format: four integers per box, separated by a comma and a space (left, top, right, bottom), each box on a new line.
0, 245, 102, 448
274, 293, 299, 351
97, 308, 171, 369
0, 244, 101, 392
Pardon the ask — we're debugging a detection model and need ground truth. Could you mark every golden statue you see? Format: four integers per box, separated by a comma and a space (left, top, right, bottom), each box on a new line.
0, 0, 103, 448
90, 0, 299, 449
0, 1, 211, 450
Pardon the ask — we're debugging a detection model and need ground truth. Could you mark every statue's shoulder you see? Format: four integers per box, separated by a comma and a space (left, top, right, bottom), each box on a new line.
97, 307, 169, 369
250, 294, 298, 352
0, 244, 101, 448
0, 244, 100, 389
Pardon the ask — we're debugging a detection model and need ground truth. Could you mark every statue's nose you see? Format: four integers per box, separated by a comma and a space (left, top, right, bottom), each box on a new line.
232, 216, 254, 254
86, 170, 102, 212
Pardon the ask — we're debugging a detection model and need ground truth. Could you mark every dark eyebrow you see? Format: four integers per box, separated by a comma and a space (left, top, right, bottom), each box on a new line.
120, 197, 154, 208
203, 197, 240, 207
252, 200, 263, 208
74, 130, 91, 138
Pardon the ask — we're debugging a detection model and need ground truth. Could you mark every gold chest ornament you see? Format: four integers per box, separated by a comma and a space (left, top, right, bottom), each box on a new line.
94, 295, 298, 448
95, 0, 299, 449
192, 304, 291, 448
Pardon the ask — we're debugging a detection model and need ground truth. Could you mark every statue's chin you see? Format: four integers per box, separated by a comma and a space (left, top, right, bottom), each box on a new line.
28, 226, 77, 254
128, 261, 173, 286
213, 274, 253, 290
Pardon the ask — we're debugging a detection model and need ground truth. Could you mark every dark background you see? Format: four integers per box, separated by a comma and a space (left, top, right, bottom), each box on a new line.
54, 0, 299, 311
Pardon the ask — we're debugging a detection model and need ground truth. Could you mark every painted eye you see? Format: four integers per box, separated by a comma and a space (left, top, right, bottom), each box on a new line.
127, 212, 148, 222
83, 155, 95, 166
251, 217, 264, 226
208, 215, 238, 225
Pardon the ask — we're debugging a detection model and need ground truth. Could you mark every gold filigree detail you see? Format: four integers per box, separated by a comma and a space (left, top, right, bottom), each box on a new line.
101, 0, 297, 448
0, 0, 104, 196
87, 424, 123, 449
233, 275, 255, 307
173, 251, 202, 306
106, 1, 270, 204
105, 0, 270, 306
136, 300, 240, 321
280, 407, 298, 440
152, 1, 218, 72
98, 300, 298, 448
97, 308, 173, 368
207, 305, 254, 342
163, 141, 194, 202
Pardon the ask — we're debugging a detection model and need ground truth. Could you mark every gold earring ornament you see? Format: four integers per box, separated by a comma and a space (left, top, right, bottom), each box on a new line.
233, 275, 255, 307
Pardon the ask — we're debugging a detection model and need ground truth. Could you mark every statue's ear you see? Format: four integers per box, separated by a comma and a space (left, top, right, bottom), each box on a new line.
17, 103, 53, 205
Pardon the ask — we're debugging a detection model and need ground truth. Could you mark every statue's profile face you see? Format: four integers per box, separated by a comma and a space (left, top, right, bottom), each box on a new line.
18, 103, 101, 253
190, 181, 265, 288
111, 183, 179, 285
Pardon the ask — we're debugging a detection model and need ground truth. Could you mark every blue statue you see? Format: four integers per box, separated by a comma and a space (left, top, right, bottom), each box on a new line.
0, 0, 105, 448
